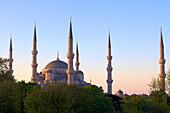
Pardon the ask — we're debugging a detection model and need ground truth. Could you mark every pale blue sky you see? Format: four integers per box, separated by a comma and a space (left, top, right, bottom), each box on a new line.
0, 0, 170, 94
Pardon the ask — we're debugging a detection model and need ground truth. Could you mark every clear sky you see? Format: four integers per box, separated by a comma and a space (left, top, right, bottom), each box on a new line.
0, 0, 170, 94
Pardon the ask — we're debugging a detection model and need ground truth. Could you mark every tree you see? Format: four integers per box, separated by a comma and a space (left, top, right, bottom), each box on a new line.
0, 82, 21, 113
122, 95, 148, 113
148, 73, 170, 113
0, 57, 15, 82
16, 81, 39, 113
24, 82, 70, 113
83, 85, 114, 113
105, 94, 123, 112
24, 83, 114, 113
67, 84, 92, 113
166, 69, 170, 93
148, 77, 161, 92
149, 91, 170, 113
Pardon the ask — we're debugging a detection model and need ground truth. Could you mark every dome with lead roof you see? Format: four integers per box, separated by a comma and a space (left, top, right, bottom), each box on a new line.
44, 60, 68, 69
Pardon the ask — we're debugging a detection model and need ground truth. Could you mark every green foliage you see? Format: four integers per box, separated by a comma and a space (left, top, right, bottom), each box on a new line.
1, 80, 170, 113
105, 94, 123, 112
148, 77, 161, 92
0, 57, 8, 72
149, 91, 170, 113
0, 57, 15, 82
122, 95, 148, 113
24, 82, 70, 113
67, 84, 92, 113
0, 82, 21, 113
24, 83, 114, 113
123, 104, 143, 113
149, 69, 170, 93
122, 92, 170, 113
166, 69, 170, 93
83, 85, 114, 113
150, 91, 166, 104
16, 80, 40, 113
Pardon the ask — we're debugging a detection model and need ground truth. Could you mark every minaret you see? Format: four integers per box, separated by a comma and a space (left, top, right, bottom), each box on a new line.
8, 35, 13, 75
31, 23, 38, 81
106, 31, 113, 94
158, 28, 166, 92
66, 18, 75, 84
75, 42, 80, 71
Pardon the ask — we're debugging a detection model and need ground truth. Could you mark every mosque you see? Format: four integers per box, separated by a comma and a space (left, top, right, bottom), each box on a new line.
7, 18, 113, 91
7, 18, 167, 95
7, 19, 92, 86
28, 20, 91, 86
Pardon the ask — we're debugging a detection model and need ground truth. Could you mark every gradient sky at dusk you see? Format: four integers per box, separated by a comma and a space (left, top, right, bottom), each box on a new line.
0, 0, 170, 94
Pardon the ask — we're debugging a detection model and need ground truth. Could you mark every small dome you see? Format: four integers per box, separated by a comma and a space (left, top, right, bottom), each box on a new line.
124, 94, 129, 96
45, 60, 68, 69
116, 90, 123, 96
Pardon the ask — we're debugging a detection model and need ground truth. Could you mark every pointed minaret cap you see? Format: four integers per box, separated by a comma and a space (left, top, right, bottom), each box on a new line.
68, 16, 73, 39
70, 16, 72, 23
10, 34, 13, 51
160, 27, 164, 47
56, 51, 60, 61
108, 30, 111, 48
33, 21, 37, 41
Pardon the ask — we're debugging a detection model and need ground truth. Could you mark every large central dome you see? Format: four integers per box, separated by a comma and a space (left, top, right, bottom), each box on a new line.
44, 60, 68, 69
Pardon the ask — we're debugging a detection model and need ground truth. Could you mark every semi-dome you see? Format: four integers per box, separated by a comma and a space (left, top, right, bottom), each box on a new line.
45, 60, 68, 69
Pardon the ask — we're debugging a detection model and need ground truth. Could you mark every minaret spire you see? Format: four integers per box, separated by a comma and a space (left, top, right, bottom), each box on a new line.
75, 41, 80, 71
159, 28, 166, 92
66, 17, 75, 84
56, 51, 60, 61
31, 23, 38, 82
8, 34, 13, 75
106, 31, 113, 94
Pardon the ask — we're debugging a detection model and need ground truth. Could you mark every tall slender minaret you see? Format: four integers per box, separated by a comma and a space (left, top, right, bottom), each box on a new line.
159, 28, 166, 92
31, 23, 38, 81
8, 35, 13, 75
66, 17, 75, 84
106, 31, 113, 94
75, 42, 80, 71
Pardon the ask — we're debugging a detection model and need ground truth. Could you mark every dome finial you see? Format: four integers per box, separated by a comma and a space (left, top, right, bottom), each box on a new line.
56, 51, 60, 61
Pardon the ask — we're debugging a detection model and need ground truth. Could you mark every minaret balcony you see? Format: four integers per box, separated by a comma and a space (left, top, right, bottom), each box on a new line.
32, 50, 38, 55
8, 59, 14, 62
107, 80, 113, 83
159, 59, 166, 64
107, 67, 113, 71
66, 53, 74, 59
75, 62, 80, 66
159, 73, 166, 78
106, 56, 112, 60
32, 63, 38, 67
